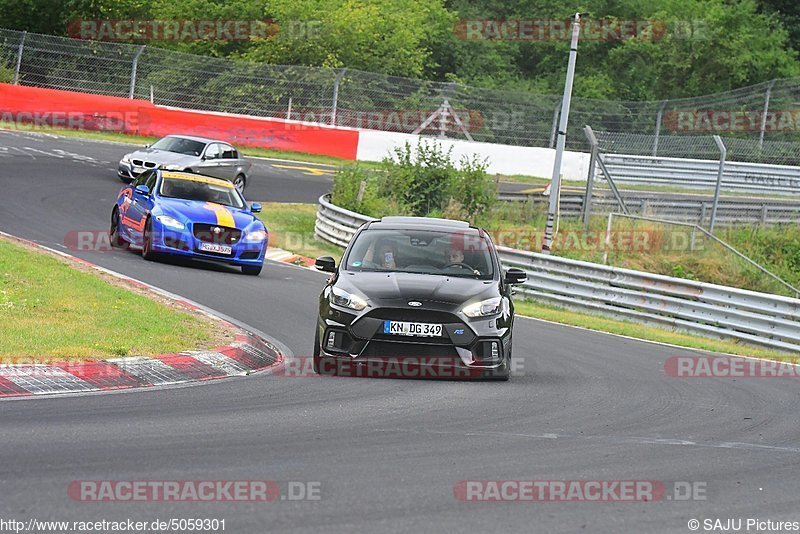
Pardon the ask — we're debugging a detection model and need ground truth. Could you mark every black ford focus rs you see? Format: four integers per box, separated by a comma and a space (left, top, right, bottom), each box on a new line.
313, 216, 527, 380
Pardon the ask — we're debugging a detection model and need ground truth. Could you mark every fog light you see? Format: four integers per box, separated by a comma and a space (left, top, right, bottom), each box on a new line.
326, 331, 336, 350
491, 341, 499, 360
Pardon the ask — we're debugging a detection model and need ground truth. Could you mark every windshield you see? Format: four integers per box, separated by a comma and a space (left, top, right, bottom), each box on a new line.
159, 176, 245, 209
344, 228, 495, 279
150, 136, 206, 156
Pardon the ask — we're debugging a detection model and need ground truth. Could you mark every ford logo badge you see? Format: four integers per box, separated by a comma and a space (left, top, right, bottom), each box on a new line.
408, 301, 422, 307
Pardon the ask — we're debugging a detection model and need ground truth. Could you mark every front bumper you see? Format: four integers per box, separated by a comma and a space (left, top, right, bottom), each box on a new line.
316, 306, 511, 379
149, 224, 266, 266
117, 161, 154, 183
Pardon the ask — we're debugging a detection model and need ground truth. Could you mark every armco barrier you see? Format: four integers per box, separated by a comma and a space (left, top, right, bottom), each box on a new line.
599, 153, 800, 196
0, 84, 359, 159
314, 194, 800, 353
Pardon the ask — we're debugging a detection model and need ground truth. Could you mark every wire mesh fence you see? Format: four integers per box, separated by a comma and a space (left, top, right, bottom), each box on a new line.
6, 28, 800, 151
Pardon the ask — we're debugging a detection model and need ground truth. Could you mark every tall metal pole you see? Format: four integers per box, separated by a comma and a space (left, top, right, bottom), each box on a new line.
13, 31, 26, 85
758, 79, 776, 150
129, 45, 145, 99
542, 13, 585, 254
331, 68, 347, 126
653, 100, 666, 156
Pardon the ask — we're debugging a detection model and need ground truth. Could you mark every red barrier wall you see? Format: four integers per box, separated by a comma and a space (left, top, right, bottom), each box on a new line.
0, 84, 358, 159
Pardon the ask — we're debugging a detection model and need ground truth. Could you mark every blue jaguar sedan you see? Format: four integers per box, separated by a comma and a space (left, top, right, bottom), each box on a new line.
110, 170, 268, 275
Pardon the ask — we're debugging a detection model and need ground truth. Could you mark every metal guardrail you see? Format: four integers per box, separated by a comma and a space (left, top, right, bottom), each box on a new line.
315, 195, 800, 353
499, 190, 800, 226
599, 154, 800, 196
314, 194, 376, 247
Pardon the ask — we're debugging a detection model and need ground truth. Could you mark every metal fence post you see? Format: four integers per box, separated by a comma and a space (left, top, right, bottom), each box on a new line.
129, 45, 146, 99
331, 68, 347, 126
13, 31, 26, 85
709, 135, 727, 233
582, 125, 599, 228
759, 79, 776, 149
653, 100, 667, 156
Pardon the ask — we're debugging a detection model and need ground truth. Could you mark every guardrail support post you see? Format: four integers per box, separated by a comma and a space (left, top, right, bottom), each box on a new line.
710, 135, 727, 233
761, 205, 768, 226
129, 45, 146, 99
331, 68, 347, 126
13, 31, 26, 85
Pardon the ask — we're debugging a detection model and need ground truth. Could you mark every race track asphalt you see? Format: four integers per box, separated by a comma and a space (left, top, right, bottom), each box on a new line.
1, 130, 799, 533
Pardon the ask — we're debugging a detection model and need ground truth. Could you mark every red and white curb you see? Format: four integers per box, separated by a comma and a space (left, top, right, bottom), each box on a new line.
265, 246, 316, 268
0, 231, 284, 398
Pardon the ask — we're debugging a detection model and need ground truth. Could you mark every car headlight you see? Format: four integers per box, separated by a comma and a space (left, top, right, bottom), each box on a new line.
462, 297, 501, 318
121, 155, 131, 164
162, 164, 183, 170
155, 215, 185, 230
243, 229, 267, 242
330, 287, 367, 311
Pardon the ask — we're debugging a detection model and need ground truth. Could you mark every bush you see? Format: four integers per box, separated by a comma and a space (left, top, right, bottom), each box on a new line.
330, 165, 398, 218
331, 141, 496, 223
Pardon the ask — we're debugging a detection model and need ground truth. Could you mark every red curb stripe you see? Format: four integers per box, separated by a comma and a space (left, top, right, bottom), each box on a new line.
0, 376, 33, 397
57, 361, 146, 390
157, 354, 228, 380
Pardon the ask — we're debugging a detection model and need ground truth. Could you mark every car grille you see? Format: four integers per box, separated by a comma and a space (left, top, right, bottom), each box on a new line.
360, 340, 460, 360
132, 159, 157, 168
362, 308, 458, 323
193, 224, 241, 245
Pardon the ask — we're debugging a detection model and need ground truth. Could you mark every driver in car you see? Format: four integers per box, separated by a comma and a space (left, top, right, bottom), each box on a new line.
366, 239, 398, 269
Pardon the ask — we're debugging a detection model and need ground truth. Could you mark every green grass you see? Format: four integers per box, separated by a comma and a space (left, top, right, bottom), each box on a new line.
514, 299, 798, 360
0, 238, 227, 363
257, 202, 343, 262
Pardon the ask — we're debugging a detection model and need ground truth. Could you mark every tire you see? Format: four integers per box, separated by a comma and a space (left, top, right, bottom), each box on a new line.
109, 208, 129, 249
233, 174, 246, 193
141, 217, 158, 261
241, 264, 262, 276
184, 168, 194, 173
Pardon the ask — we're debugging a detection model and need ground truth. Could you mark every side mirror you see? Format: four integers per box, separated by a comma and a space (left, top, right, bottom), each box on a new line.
315, 256, 336, 273
504, 268, 527, 285
250, 202, 262, 213
135, 184, 150, 196
143, 144, 149, 148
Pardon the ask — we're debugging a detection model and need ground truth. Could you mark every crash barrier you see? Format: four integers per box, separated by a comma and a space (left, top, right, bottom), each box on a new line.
498, 190, 800, 226
315, 194, 800, 353
0, 84, 359, 159
598, 153, 800, 196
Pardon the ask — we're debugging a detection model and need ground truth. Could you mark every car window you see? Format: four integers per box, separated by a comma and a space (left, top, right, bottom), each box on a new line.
204, 143, 222, 160
150, 136, 205, 156
133, 170, 153, 188
344, 228, 495, 279
159, 176, 245, 209
145, 172, 157, 192
221, 145, 237, 159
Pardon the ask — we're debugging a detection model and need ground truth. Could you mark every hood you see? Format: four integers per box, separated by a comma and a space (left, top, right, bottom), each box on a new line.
126, 149, 197, 166
337, 271, 495, 305
156, 198, 261, 230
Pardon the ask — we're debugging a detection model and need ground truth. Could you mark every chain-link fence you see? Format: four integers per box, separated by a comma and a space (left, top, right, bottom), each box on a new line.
5, 28, 800, 151
575, 128, 800, 227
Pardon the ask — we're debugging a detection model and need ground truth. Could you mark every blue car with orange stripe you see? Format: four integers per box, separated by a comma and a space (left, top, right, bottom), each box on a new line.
110, 170, 268, 275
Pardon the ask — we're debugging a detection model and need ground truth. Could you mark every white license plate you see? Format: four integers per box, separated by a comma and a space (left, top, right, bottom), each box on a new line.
384, 321, 442, 337
199, 243, 232, 255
